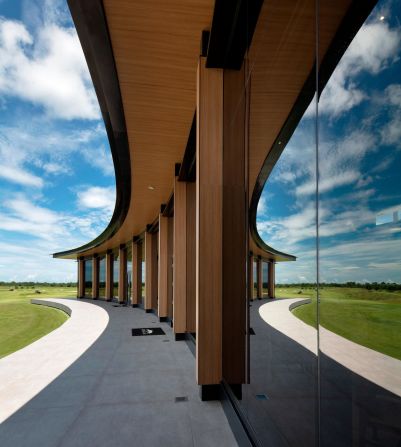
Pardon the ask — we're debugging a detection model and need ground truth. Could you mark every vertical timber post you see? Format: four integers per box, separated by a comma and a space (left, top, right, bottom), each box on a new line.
118, 245, 127, 304
196, 56, 223, 399
131, 239, 142, 307
173, 177, 187, 338
158, 214, 169, 320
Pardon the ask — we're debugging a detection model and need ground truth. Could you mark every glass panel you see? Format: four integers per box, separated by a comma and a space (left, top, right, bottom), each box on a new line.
127, 246, 132, 302
262, 262, 268, 298
84, 260, 92, 297
99, 256, 106, 298
318, 1, 401, 445
253, 259, 257, 299
141, 244, 145, 303
238, 0, 318, 445
113, 253, 119, 298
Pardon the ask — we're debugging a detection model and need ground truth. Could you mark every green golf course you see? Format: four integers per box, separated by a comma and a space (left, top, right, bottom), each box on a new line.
0, 286, 75, 359
278, 287, 401, 361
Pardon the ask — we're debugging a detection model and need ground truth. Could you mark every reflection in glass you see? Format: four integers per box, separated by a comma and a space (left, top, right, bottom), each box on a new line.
253, 259, 257, 299
99, 256, 106, 298
127, 247, 132, 302
113, 253, 119, 298
84, 260, 92, 297
318, 1, 401, 445
262, 261, 268, 298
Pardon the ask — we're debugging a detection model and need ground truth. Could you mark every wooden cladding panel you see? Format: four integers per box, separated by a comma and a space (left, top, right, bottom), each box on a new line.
186, 181, 196, 333
105, 252, 114, 300
118, 246, 127, 303
248, 256, 254, 301
145, 232, 157, 310
222, 67, 247, 385
92, 257, 99, 299
167, 216, 174, 319
158, 215, 169, 318
173, 177, 187, 334
131, 241, 142, 305
196, 57, 223, 385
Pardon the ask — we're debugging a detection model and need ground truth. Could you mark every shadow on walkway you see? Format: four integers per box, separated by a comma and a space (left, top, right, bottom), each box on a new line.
0, 299, 237, 447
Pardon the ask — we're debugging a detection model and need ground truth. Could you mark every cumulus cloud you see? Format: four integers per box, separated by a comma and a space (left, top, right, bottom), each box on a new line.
77, 186, 116, 213
0, 16, 100, 120
0, 193, 113, 245
319, 20, 400, 117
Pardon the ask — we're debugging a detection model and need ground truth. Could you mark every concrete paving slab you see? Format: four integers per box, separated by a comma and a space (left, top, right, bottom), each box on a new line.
0, 299, 237, 447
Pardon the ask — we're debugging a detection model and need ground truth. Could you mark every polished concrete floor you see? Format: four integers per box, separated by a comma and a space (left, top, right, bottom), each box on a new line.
0, 299, 238, 447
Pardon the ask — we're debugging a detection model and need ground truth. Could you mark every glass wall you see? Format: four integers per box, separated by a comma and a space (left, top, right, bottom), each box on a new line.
262, 261, 268, 298
253, 259, 257, 299
238, 0, 401, 446
141, 244, 145, 303
113, 252, 119, 298
99, 256, 106, 298
318, 1, 401, 445
127, 246, 132, 302
84, 260, 92, 297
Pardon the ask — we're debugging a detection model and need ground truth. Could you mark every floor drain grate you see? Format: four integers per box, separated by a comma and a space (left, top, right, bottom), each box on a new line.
163, 339, 170, 342
175, 396, 188, 402
132, 327, 166, 336
255, 394, 269, 401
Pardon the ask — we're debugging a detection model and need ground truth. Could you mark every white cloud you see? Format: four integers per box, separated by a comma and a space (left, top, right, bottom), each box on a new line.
0, 164, 43, 187
319, 20, 400, 117
0, 16, 100, 120
77, 186, 116, 213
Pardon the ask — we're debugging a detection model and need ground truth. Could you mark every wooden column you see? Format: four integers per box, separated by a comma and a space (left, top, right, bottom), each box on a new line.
173, 177, 187, 336
257, 258, 263, 299
167, 217, 174, 319
248, 254, 254, 301
118, 245, 127, 303
222, 66, 247, 386
131, 239, 142, 306
105, 250, 113, 301
196, 56, 223, 391
268, 262, 276, 298
92, 256, 99, 299
145, 231, 157, 311
158, 214, 169, 319
186, 181, 196, 333
78, 258, 85, 298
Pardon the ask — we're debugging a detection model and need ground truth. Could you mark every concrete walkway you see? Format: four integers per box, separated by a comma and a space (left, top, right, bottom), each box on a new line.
0, 299, 237, 447
259, 298, 401, 397
0, 298, 109, 423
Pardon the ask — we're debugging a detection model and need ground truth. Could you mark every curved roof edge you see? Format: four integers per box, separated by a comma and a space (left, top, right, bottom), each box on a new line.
249, 0, 377, 259
53, 0, 131, 259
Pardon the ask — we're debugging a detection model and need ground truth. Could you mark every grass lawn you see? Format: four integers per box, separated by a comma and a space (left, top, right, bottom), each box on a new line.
281, 287, 401, 361
0, 286, 76, 359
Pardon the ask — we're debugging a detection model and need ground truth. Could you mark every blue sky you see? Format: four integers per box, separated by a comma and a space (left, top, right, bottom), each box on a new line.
0, 0, 114, 281
257, 0, 401, 283
1, 1, 400, 284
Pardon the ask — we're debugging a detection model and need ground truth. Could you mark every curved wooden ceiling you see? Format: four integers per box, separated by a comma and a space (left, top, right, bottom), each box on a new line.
55, 0, 372, 260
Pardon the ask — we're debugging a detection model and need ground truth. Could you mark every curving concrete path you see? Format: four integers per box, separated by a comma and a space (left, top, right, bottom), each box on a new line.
0, 299, 237, 447
0, 298, 109, 423
259, 298, 401, 397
